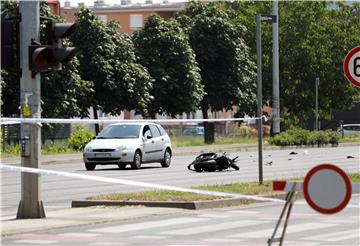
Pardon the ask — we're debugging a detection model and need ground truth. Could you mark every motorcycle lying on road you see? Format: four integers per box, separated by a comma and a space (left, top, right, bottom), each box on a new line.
187, 152, 240, 172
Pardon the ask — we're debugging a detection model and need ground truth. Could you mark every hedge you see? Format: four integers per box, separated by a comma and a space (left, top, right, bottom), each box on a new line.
268, 128, 339, 146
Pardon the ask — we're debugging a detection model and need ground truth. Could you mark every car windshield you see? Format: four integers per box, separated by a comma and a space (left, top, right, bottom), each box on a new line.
97, 125, 141, 139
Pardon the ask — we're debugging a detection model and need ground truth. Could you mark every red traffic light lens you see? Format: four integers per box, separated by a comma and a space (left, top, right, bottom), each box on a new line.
31, 46, 54, 70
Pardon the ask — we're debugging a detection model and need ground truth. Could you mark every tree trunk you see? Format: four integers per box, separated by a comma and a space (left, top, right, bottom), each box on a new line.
202, 107, 215, 144
93, 106, 100, 135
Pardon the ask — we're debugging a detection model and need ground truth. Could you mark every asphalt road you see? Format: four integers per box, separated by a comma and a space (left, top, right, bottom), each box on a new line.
2, 196, 359, 246
1, 145, 359, 220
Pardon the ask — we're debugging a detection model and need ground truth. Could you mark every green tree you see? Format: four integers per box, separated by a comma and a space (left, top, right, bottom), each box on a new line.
226, 1, 360, 129
71, 8, 153, 133
132, 15, 204, 118
1, 1, 93, 118
176, 1, 256, 143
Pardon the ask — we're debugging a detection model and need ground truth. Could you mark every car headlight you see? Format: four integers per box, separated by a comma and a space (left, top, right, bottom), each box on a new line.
84, 145, 92, 152
116, 146, 127, 151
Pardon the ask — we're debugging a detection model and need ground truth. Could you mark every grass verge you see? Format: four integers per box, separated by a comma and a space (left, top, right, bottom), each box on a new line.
86, 173, 360, 202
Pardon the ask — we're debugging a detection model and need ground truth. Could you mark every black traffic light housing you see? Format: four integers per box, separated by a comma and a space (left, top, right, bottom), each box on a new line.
1, 16, 21, 73
29, 19, 76, 74
45, 21, 77, 70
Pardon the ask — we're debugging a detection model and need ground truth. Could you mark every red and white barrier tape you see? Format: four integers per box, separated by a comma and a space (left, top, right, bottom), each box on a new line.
0, 164, 283, 203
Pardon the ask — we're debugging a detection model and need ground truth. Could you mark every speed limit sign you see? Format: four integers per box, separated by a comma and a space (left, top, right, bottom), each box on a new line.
344, 46, 360, 88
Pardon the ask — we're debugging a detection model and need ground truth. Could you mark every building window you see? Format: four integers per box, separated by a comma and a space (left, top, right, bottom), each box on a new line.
130, 14, 143, 30
99, 15, 107, 22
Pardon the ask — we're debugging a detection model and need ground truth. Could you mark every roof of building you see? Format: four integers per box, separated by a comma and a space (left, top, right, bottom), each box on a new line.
61, 2, 187, 13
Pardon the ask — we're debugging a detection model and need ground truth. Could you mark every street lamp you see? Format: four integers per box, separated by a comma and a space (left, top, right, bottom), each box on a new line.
256, 13, 277, 185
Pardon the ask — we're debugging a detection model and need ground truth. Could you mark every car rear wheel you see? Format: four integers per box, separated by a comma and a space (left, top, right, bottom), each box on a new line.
118, 164, 127, 170
85, 163, 96, 171
131, 150, 142, 169
161, 149, 171, 168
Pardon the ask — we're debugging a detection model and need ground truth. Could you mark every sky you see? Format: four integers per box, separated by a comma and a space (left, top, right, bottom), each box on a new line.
59, 0, 186, 7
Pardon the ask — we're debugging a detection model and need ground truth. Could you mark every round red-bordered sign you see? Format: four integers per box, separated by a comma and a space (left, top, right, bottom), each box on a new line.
303, 164, 352, 214
344, 46, 360, 88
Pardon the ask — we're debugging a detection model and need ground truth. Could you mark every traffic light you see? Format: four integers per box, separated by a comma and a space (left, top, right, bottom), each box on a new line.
1, 17, 20, 72
45, 20, 77, 70
28, 20, 76, 73
28, 40, 54, 72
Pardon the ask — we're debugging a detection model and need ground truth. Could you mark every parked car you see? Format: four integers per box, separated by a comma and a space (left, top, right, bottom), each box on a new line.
83, 123, 172, 170
339, 124, 360, 137
182, 126, 204, 136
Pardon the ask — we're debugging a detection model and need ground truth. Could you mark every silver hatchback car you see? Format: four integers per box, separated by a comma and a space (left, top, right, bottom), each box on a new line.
83, 123, 172, 170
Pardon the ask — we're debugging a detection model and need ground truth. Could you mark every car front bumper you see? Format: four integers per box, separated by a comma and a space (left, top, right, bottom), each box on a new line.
83, 150, 135, 164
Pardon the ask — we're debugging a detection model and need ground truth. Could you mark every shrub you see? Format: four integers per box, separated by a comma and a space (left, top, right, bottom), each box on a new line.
239, 125, 252, 138
268, 128, 339, 146
286, 128, 311, 145
268, 132, 294, 146
67, 125, 93, 151
325, 130, 340, 146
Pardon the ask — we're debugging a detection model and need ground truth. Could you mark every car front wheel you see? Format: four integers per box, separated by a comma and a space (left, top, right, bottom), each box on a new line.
131, 150, 142, 169
85, 163, 96, 171
161, 149, 171, 168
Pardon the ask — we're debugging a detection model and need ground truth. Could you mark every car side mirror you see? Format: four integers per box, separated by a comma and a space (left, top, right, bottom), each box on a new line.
147, 135, 152, 139
92, 136, 96, 140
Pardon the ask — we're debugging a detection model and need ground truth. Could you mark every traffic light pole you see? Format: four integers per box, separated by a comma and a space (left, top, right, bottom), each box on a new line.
17, 0, 45, 219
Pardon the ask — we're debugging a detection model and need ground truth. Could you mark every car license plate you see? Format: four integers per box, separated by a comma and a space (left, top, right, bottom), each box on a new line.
95, 153, 111, 157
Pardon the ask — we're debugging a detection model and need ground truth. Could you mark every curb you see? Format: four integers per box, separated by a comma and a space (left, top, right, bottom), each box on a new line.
71, 193, 299, 210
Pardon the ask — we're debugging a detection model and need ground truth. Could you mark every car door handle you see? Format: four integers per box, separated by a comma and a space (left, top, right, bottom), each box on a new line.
151, 140, 155, 143
161, 138, 164, 141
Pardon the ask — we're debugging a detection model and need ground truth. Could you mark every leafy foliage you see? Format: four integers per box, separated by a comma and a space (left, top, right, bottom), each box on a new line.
176, 1, 256, 143
227, 1, 360, 127
1, 1, 93, 118
132, 15, 204, 117
67, 125, 93, 151
71, 8, 153, 117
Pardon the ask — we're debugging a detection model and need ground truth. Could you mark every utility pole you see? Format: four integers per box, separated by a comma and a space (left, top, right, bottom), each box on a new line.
256, 14, 263, 185
272, 1, 280, 135
256, 13, 277, 185
17, 0, 45, 219
315, 77, 319, 131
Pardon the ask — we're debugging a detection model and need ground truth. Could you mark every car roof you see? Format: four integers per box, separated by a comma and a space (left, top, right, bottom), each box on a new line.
343, 124, 360, 127
109, 122, 160, 127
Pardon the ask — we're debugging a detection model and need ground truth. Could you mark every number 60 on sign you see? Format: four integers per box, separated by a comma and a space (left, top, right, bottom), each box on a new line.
344, 46, 360, 88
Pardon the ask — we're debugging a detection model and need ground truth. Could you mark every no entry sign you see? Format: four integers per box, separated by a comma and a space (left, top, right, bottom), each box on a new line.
303, 164, 352, 214
344, 46, 360, 88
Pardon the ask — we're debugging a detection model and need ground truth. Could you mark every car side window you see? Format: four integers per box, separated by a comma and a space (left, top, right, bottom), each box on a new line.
157, 125, 166, 136
143, 125, 152, 138
149, 125, 161, 138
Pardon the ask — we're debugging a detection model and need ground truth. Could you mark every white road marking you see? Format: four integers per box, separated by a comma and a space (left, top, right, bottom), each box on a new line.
12, 240, 58, 244
159, 220, 267, 235
198, 214, 230, 218
130, 235, 168, 239
303, 229, 359, 242
88, 217, 207, 233
58, 233, 100, 237
230, 222, 337, 238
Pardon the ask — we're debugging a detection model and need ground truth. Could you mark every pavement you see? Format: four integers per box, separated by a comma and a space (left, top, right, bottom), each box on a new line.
2, 142, 358, 166
1, 206, 185, 237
